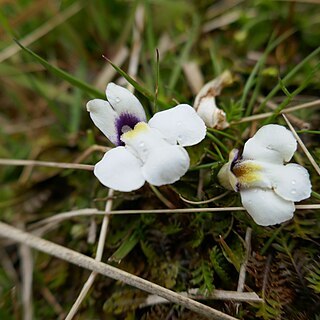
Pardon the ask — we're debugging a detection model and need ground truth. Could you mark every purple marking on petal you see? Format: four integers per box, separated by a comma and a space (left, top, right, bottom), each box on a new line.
115, 113, 142, 146
231, 149, 240, 170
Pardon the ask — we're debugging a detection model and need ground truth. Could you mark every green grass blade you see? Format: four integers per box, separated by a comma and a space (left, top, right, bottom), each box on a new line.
241, 29, 295, 116
15, 40, 104, 99
259, 45, 320, 111
104, 56, 168, 110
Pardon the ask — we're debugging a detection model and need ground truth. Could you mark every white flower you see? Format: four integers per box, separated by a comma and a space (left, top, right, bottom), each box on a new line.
218, 124, 312, 226
193, 71, 232, 129
87, 83, 206, 192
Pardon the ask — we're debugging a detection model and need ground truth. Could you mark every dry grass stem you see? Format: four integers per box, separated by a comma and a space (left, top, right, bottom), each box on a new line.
183, 61, 204, 94
187, 288, 262, 302
0, 222, 238, 320
3, 117, 56, 135
180, 191, 230, 205
206, 0, 245, 19
282, 114, 320, 176
141, 289, 262, 308
64, 273, 96, 320
126, 4, 145, 93
0, 159, 94, 171
260, 97, 310, 129
0, 2, 84, 63
65, 189, 114, 320
41, 287, 65, 319
202, 11, 241, 33
73, 145, 109, 164
66, 11, 144, 312
197, 169, 205, 199
236, 227, 252, 313
149, 185, 175, 209
28, 204, 319, 232
237, 228, 252, 293
234, 99, 320, 124
19, 224, 33, 320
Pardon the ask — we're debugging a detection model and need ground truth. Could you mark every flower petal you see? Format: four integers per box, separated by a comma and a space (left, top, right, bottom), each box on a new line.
240, 188, 295, 226
86, 99, 118, 145
106, 83, 146, 122
141, 145, 190, 186
242, 124, 297, 164
148, 104, 206, 146
94, 147, 145, 192
263, 163, 312, 202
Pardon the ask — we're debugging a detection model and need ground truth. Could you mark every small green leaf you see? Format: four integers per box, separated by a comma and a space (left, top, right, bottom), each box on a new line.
108, 229, 141, 262
219, 236, 241, 272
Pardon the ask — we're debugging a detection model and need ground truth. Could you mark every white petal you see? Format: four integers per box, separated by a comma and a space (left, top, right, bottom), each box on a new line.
242, 124, 297, 164
94, 147, 145, 192
141, 145, 190, 186
106, 83, 146, 122
240, 188, 295, 226
86, 99, 118, 145
262, 163, 312, 202
148, 104, 206, 146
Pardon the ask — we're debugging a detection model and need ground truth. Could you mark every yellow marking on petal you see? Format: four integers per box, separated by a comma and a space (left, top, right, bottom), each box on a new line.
233, 162, 262, 185
121, 122, 149, 140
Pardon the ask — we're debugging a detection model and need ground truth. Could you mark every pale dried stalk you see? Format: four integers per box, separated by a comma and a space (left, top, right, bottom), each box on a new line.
41, 287, 65, 319
180, 191, 230, 205
236, 227, 252, 313
65, 189, 114, 320
156, 6, 243, 58
149, 185, 175, 209
66, 6, 145, 316
237, 228, 252, 292
141, 289, 262, 308
126, 4, 144, 93
19, 223, 33, 320
3, 117, 55, 135
234, 99, 320, 124
0, 2, 84, 63
0, 222, 237, 320
259, 97, 310, 129
202, 11, 241, 33
29, 204, 320, 231
206, 0, 245, 19
73, 145, 109, 164
282, 114, 320, 176
183, 61, 204, 95
0, 159, 94, 171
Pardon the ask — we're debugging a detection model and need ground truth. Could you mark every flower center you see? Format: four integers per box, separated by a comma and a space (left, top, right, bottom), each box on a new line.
121, 122, 170, 162
232, 161, 262, 188
121, 122, 149, 140
115, 113, 141, 146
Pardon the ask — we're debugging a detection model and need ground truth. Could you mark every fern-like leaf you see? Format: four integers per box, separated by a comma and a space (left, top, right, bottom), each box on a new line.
191, 259, 214, 295
209, 246, 232, 286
